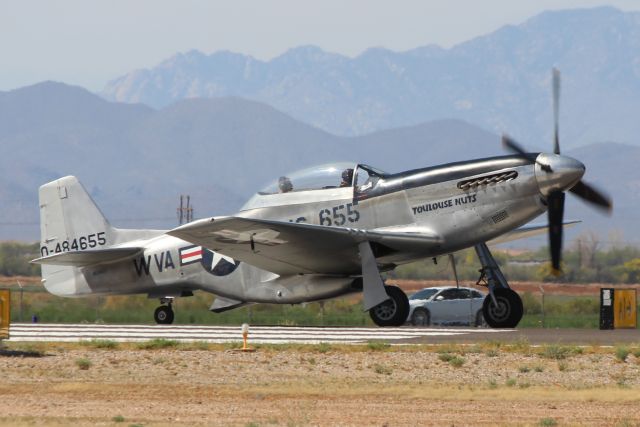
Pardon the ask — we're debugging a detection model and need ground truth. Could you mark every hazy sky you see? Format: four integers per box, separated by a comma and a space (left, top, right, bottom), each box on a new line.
2, 0, 639, 91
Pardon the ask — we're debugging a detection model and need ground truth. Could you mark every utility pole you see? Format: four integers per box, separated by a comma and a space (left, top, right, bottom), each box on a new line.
177, 195, 194, 225
17, 280, 23, 322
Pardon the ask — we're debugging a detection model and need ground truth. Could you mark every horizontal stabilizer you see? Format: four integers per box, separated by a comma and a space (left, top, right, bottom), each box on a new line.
31, 247, 143, 267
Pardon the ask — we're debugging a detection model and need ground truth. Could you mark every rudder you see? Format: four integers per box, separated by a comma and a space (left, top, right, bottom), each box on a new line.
39, 176, 115, 255
38, 176, 115, 296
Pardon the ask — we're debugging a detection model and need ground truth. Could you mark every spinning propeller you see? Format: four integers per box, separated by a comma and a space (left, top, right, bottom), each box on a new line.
502, 69, 612, 273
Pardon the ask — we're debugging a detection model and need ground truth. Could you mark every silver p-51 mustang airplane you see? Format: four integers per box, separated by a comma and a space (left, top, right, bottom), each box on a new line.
32, 70, 611, 328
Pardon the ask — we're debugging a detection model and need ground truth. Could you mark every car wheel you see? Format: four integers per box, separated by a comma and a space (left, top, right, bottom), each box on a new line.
411, 308, 430, 326
369, 285, 410, 327
482, 288, 523, 328
474, 310, 486, 327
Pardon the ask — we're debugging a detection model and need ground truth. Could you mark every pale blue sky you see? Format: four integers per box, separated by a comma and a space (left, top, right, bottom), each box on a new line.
1, 0, 638, 91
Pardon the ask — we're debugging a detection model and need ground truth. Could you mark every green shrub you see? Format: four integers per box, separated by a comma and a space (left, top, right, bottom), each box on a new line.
373, 364, 392, 375
615, 346, 630, 363
81, 339, 118, 349
75, 358, 92, 370
438, 353, 454, 362
367, 341, 390, 351
449, 356, 465, 368
136, 339, 179, 350
541, 345, 571, 360
314, 342, 332, 353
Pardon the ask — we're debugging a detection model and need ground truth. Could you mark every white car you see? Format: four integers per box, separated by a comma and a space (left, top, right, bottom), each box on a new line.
407, 286, 486, 326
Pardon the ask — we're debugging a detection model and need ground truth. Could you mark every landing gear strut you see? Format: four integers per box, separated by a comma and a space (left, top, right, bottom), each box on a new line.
475, 243, 523, 328
369, 285, 410, 327
154, 297, 175, 325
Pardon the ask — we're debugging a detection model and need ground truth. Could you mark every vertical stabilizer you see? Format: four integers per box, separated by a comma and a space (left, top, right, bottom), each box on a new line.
39, 176, 115, 251
38, 176, 115, 296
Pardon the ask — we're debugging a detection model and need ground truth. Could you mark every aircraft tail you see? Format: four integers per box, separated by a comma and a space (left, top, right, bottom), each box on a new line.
37, 176, 163, 296
39, 176, 115, 255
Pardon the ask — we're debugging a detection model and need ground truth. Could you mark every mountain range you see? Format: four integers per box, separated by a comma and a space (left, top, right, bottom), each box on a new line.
0, 82, 636, 248
102, 6, 640, 150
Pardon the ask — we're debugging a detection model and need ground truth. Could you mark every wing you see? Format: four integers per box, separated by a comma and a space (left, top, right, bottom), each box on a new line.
167, 216, 442, 275
488, 220, 580, 245
31, 247, 143, 267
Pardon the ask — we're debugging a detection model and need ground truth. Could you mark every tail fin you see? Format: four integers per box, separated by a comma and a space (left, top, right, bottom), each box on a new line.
39, 176, 115, 253
38, 176, 166, 296
38, 176, 117, 296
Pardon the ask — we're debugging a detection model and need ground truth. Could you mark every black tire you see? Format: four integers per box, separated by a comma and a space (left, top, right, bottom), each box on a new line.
474, 310, 486, 327
154, 306, 174, 325
482, 288, 523, 328
369, 285, 410, 327
411, 308, 430, 326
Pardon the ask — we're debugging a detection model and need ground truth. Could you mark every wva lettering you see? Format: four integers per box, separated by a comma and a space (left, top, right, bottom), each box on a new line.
133, 251, 176, 276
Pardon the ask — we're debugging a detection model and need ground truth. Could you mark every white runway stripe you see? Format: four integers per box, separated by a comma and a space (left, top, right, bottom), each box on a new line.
6, 323, 507, 344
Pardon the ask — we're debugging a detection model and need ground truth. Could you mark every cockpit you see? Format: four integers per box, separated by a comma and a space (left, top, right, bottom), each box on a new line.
241, 162, 388, 211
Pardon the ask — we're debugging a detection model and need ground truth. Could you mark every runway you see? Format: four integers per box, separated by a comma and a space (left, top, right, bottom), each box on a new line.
7, 323, 507, 344
6, 323, 638, 345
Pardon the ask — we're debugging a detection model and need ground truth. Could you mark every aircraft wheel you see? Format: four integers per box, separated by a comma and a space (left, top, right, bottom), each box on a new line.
369, 285, 409, 327
482, 288, 523, 328
411, 308, 430, 326
154, 305, 174, 325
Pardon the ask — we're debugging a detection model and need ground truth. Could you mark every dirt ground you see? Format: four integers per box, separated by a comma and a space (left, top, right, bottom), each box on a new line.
1, 343, 639, 426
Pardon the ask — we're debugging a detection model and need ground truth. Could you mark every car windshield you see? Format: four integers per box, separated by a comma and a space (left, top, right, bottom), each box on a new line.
409, 289, 440, 300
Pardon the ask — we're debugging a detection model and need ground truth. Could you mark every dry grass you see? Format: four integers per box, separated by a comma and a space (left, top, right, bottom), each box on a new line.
0, 343, 639, 426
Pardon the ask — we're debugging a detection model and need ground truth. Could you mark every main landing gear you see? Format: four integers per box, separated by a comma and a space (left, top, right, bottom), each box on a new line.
475, 243, 523, 328
358, 241, 409, 327
369, 285, 410, 327
154, 297, 175, 325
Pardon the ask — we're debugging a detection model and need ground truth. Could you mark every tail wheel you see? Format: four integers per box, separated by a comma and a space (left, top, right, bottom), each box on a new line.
482, 288, 523, 328
411, 308, 430, 326
369, 285, 409, 327
154, 305, 175, 325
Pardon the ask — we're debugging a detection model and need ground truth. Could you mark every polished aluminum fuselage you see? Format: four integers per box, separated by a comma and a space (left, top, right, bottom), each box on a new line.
240, 155, 546, 264
54, 154, 571, 305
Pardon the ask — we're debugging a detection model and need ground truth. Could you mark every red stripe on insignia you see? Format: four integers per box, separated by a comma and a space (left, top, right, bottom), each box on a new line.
181, 250, 202, 259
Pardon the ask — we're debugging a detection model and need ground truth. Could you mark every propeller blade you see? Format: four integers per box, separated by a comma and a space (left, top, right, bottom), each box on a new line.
502, 135, 528, 156
502, 134, 552, 172
547, 191, 565, 273
552, 68, 561, 155
569, 180, 613, 213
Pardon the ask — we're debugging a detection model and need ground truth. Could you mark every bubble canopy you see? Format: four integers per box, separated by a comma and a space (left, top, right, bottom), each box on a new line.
241, 162, 388, 210
260, 162, 360, 194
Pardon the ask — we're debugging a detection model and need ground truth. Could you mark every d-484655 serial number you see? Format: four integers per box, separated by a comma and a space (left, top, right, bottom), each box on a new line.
40, 232, 107, 256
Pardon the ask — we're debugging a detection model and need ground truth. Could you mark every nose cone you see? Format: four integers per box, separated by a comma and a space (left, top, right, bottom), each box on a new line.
535, 153, 585, 196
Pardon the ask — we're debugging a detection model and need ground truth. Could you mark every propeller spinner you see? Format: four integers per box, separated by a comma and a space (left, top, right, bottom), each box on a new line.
502, 69, 612, 273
